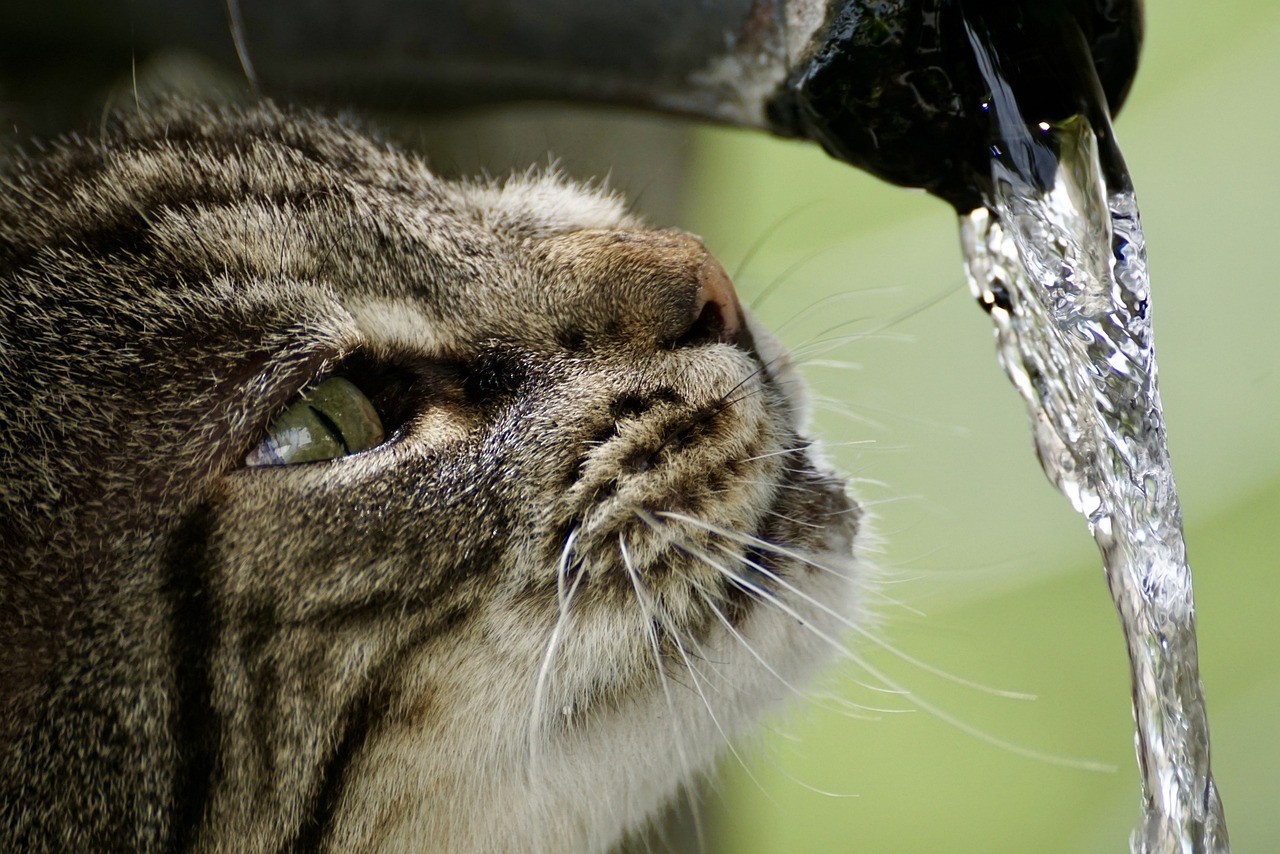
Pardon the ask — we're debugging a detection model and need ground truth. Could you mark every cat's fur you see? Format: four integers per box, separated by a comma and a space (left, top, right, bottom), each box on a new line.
0, 102, 862, 852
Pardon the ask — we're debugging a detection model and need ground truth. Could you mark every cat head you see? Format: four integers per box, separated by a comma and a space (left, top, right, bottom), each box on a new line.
0, 103, 862, 851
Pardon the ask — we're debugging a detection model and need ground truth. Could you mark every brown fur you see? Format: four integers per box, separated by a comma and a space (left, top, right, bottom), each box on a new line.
0, 102, 862, 852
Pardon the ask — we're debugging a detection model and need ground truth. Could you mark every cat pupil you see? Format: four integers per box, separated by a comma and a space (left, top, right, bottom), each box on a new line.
245, 376, 385, 467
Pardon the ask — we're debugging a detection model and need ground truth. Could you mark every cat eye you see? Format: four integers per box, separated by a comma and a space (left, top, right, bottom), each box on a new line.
245, 376, 385, 467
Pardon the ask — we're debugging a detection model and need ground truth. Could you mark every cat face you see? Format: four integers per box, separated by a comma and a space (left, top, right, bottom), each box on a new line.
0, 103, 862, 852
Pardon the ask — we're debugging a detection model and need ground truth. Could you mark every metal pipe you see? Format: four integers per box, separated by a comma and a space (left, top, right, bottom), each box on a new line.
2, 0, 1141, 207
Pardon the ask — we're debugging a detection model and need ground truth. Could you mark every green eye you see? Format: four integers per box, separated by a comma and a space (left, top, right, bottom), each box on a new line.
245, 376, 386, 467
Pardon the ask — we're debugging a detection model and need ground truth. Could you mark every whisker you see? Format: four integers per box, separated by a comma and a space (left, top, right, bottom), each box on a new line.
676, 541, 902, 697
224, 0, 260, 91
314, 204, 386, 281
778, 309, 874, 340
719, 384, 771, 409
658, 588, 775, 805
275, 189, 339, 282
748, 249, 827, 311
795, 358, 865, 372
731, 199, 823, 285
641, 513, 1051, 796
691, 586, 816, 705
630, 510, 888, 692
689, 585, 873, 801
618, 536, 708, 853
725, 538, 1037, 702
528, 527, 584, 771
818, 394, 975, 438
737, 445, 806, 465
787, 330, 916, 362
764, 510, 824, 531
808, 397, 887, 433
734, 478, 836, 497
784, 284, 959, 364
755, 758, 862, 801
808, 690, 918, 719
657, 511, 857, 585
691, 542, 1113, 770
740, 439, 874, 465
659, 511, 1035, 701
774, 285, 906, 337
555, 528, 582, 613
625, 516, 805, 812
714, 367, 769, 410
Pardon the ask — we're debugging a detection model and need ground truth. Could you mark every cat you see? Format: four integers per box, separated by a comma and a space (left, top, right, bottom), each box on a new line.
0, 101, 864, 852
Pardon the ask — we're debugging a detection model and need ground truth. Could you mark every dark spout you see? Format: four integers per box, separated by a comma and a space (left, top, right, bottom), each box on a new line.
766, 0, 1144, 211
4, 1, 1140, 209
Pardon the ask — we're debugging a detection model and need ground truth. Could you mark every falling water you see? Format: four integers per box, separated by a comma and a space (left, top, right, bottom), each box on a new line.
757, 0, 1222, 847
957, 20, 1229, 854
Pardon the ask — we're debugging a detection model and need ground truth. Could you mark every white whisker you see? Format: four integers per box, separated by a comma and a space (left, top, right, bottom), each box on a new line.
660, 591, 775, 804
734, 478, 828, 496
747, 247, 834, 311
659, 511, 847, 577
737, 446, 797, 465
528, 527, 584, 772
732, 199, 823, 285
776, 304, 873, 338
658, 510, 1041, 703
618, 536, 708, 852
733, 543, 1037, 702
686, 589, 869, 802
686, 539, 1112, 771
679, 542, 902, 697
789, 330, 916, 361
790, 283, 958, 355
807, 396, 887, 432
808, 690, 918, 719
767, 511, 824, 531
691, 586, 814, 705
796, 358, 865, 372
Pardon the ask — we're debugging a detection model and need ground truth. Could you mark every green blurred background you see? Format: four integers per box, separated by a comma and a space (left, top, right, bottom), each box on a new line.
677, 2, 1280, 851
3, 1, 1274, 850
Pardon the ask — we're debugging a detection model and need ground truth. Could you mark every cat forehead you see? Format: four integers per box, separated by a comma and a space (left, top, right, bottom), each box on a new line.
0, 103, 639, 269
1, 104, 692, 408
1, 103, 649, 350
451, 171, 639, 239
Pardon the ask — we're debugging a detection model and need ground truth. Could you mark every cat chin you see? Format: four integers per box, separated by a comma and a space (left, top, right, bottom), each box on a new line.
323, 538, 860, 854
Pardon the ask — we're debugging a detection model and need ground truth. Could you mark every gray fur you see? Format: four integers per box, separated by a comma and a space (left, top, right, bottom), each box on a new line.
0, 102, 862, 852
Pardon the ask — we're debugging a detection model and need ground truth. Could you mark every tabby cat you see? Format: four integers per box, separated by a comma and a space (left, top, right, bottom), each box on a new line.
0, 102, 863, 852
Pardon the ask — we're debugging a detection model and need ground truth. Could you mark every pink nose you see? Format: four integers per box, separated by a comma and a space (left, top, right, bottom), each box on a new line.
536, 228, 748, 351
683, 253, 744, 347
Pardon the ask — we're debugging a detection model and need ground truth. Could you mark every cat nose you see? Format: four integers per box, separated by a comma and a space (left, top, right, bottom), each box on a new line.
676, 252, 744, 348
537, 228, 746, 350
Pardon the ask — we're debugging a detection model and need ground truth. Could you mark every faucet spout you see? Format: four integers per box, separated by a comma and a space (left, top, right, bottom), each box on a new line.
766, 0, 1143, 210
5, 0, 1141, 209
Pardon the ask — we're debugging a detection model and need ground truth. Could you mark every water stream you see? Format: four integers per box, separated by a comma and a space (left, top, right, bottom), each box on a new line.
957, 20, 1229, 853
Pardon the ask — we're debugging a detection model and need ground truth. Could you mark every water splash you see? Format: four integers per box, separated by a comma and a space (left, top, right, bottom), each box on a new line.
959, 76, 1229, 854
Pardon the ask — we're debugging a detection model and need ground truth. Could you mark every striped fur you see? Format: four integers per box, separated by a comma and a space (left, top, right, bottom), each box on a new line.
0, 103, 862, 852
